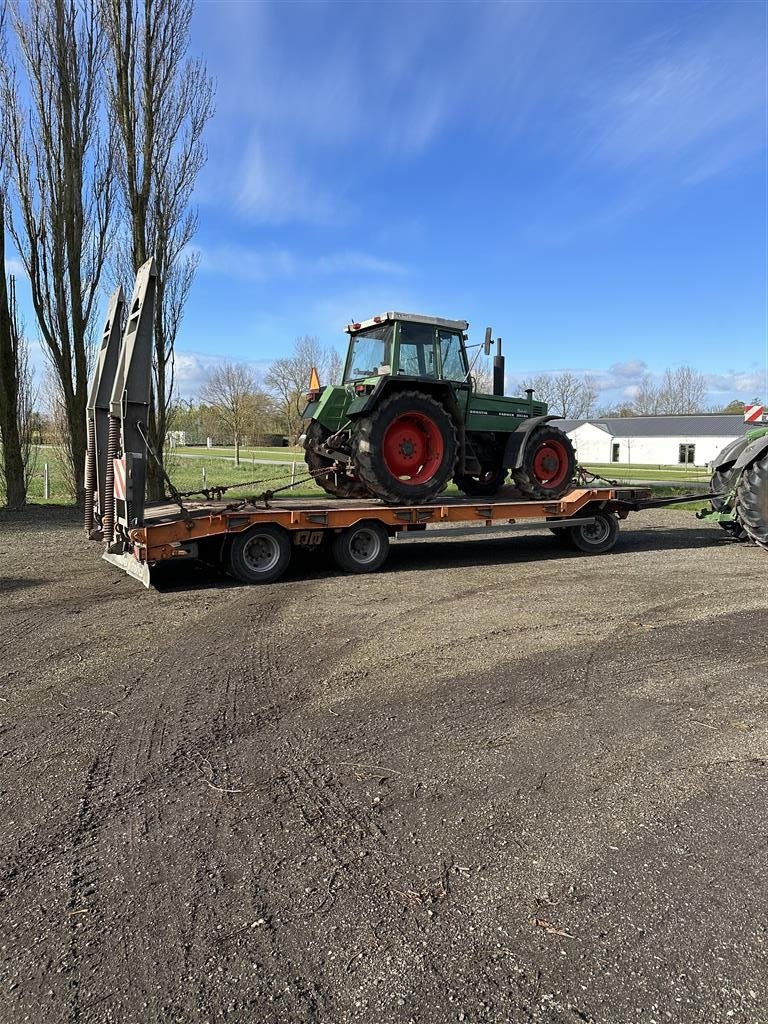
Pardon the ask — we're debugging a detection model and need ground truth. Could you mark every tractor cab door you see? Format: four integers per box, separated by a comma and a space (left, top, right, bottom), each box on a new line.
437, 327, 472, 416
395, 322, 439, 378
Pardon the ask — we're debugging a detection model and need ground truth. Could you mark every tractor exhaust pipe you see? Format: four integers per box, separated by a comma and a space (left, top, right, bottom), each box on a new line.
493, 337, 505, 397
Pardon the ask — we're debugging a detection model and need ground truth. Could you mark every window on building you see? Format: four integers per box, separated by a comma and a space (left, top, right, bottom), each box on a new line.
678, 443, 695, 464
612, 443, 620, 463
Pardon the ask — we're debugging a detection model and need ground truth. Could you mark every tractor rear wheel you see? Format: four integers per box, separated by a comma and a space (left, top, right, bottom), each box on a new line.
352, 391, 458, 504
513, 426, 576, 500
735, 452, 768, 548
304, 421, 371, 499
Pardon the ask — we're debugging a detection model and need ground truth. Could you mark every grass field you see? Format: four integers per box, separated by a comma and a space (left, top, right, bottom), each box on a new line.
19, 446, 713, 507
583, 462, 710, 482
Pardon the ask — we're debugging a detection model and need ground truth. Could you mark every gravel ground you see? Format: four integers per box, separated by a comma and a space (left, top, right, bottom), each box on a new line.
0, 505, 766, 1024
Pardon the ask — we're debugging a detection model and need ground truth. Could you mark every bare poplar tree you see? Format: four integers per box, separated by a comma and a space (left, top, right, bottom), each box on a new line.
199, 362, 259, 465
0, 192, 35, 508
0, 0, 114, 504
100, 0, 214, 498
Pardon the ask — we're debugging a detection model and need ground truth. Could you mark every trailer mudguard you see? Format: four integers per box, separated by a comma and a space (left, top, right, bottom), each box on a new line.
502, 415, 561, 469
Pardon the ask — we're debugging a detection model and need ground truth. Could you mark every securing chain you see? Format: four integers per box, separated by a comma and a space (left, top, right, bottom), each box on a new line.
136, 421, 196, 529
575, 464, 620, 488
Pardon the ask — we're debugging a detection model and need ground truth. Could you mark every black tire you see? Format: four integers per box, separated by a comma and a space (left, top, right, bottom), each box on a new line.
711, 464, 749, 540
228, 525, 292, 583
304, 420, 371, 499
566, 511, 619, 554
352, 390, 458, 505
454, 465, 508, 497
331, 520, 390, 574
736, 452, 768, 549
513, 426, 576, 499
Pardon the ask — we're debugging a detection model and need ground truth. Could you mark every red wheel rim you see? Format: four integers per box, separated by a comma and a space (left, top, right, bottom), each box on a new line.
531, 439, 570, 489
381, 412, 445, 484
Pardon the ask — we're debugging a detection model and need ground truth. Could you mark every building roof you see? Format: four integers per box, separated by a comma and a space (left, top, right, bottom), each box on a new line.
556, 414, 749, 438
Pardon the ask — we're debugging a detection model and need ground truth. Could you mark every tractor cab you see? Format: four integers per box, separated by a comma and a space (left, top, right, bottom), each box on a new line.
343, 313, 470, 384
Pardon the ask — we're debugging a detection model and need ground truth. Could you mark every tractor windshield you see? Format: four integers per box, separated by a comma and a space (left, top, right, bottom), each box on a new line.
344, 324, 394, 381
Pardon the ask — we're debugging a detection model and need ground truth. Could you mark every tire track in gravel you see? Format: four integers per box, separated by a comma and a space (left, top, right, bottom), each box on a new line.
65, 741, 118, 1022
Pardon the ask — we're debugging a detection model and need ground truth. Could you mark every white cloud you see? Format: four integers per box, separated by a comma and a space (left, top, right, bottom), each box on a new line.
587, 17, 765, 182
6, 257, 26, 278
198, 243, 405, 283
173, 350, 273, 398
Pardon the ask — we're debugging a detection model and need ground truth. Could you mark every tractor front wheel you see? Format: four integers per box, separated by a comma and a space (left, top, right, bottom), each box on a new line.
513, 426, 576, 499
352, 391, 458, 505
304, 420, 371, 499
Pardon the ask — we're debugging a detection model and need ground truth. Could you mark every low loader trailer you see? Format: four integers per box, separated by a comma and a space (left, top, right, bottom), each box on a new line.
84, 260, 717, 587
108, 487, 660, 587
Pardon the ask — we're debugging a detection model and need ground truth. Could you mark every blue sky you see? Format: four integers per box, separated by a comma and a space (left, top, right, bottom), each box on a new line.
11, 0, 768, 409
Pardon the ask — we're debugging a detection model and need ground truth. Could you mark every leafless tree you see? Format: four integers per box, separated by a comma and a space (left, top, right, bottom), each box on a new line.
100, 0, 214, 498
631, 366, 706, 415
265, 336, 344, 440
519, 371, 599, 418
0, 0, 114, 505
199, 362, 262, 464
0, 193, 36, 507
631, 373, 663, 415
657, 366, 707, 414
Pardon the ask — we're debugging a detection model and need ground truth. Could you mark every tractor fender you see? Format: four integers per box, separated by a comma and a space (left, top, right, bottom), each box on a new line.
503, 415, 561, 469
710, 435, 753, 473
733, 432, 768, 472
346, 377, 461, 423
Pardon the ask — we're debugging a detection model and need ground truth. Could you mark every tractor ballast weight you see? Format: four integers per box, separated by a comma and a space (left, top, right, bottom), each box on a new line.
302, 312, 576, 504
706, 427, 768, 548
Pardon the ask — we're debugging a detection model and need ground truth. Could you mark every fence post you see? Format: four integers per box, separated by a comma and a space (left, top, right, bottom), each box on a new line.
202, 467, 207, 488
43, 463, 50, 500
291, 461, 296, 486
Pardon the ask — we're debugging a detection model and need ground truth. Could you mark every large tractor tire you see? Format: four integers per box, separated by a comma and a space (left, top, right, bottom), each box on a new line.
710, 437, 749, 540
304, 421, 371, 499
513, 425, 576, 500
735, 452, 768, 549
352, 390, 458, 505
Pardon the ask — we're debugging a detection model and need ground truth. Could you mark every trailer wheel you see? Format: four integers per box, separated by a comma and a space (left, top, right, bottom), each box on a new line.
228, 525, 292, 584
566, 512, 619, 554
332, 520, 390, 574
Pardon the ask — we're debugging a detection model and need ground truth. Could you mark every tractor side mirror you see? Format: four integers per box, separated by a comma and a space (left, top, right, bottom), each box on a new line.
483, 328, 493, 356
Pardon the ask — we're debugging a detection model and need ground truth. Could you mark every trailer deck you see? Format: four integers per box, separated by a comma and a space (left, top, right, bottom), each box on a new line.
102, 486, 658, 586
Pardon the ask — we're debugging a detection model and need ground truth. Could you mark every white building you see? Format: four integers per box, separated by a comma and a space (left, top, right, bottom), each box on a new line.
557, 414, 749, 467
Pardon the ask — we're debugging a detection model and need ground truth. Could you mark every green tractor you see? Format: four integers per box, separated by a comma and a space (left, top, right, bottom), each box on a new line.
301, 312, 576, 505
706, 425, 768, 548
